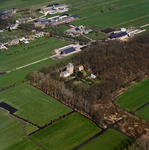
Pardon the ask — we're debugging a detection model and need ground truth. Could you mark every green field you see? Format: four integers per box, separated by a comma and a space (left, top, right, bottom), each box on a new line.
5, 113, 101, 150
0, 111, 24, 149
67, 0, 145, 18
0, 57, 57, 88
4, 138, 37, 150
115, 78, 149, 112
0, 82, 72, 126
72, 1, 149, 29
79, 129, 130, 150
136, 104, 149, 121
114, 15, 149, 29
0, 0, 58, 11
0, 110, 37, 149
0, 36, 69, 72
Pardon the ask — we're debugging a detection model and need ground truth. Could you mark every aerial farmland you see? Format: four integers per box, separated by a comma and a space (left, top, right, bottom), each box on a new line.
0, 0, 149, 149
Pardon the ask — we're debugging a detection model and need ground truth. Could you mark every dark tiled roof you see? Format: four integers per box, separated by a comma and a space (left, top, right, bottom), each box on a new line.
109, 32, 127, 38
72, 15, 78, 18
63, 47, 76, 54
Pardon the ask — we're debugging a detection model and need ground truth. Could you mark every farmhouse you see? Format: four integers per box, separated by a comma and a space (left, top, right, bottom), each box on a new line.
109, 32, 128, 39
0, 42, 6, 49
10, 24, 18, 30
60, 63, 74, 77
36, 32, 45, 37
50, 16, 74, 26
41, 3, 68, 15
16, 18, 25, 24
55, 44, 85, 56
65, 25, 93, 37
0, 9, 16, 16
11, 39, 19, 45
35, 15, 75, 28
34, 18, 51, 28
79, 65, 84, 71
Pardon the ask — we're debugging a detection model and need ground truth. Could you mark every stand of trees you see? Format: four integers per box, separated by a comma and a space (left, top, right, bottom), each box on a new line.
27, 34, 149, 143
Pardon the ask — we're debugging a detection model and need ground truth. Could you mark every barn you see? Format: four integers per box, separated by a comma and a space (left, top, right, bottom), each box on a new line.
60, 47, 76, 55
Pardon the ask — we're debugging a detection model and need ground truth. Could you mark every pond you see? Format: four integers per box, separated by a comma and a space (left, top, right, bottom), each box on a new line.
0, 102, 18, 114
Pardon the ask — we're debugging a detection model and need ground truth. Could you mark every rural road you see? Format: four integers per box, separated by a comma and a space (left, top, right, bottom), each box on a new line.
6, 54, 58, 74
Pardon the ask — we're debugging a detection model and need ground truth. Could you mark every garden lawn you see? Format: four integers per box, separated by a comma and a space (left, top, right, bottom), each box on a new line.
0, 111, 24, 149
0, 82, 72, 126
0, 37, 69, 72
115, 78, 149, 112
29, 112, 101, 150
86, 31, 106, 40
79, 129, 130, 150
136, 104, 149, 121
72, 1, 149, 29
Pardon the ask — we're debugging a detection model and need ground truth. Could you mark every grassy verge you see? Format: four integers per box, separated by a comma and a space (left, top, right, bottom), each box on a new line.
115, 78, 149, 112
79, 129, 131, 150
0, 82, 72, 126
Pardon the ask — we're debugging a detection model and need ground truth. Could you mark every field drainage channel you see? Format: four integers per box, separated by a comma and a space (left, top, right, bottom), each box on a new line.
0, 102, 75, 136
72, 118, 125, 150
132, 101, 149, 114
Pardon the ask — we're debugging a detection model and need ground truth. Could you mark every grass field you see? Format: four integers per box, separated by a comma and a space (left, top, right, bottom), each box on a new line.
0, 82, 72, 126
114, 15, 149, 29
0, 36, 69, 72
115, 78, 149, 112
79, 129, 131, 150
72, 1, 149, 29
5, 113, 101, 150
0, 57, 56, 88
136, 104, 149, 121
0, 110, 24, 149
0, 0, 58, 11
30, 113, 101, 150
68, 0, 145, 18
4, 138, 37, 150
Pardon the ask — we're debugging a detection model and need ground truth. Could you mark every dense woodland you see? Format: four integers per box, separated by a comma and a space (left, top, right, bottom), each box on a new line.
27, 34, 149, 148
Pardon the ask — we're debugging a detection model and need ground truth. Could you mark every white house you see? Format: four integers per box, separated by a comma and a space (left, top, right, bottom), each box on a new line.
60, 63, 74, 77
10, 24, 18, 30
0, 42, 7, 49
90, 74, 96, 79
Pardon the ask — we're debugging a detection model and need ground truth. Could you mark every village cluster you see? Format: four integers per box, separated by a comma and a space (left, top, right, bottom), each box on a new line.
0, 3, 146, 50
